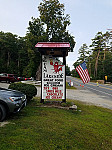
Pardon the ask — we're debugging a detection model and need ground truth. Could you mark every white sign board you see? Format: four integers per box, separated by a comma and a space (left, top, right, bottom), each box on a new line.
42, 55, 65, 99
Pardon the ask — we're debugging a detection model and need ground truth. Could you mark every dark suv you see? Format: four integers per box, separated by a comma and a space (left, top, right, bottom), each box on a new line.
0, 88, 27, 121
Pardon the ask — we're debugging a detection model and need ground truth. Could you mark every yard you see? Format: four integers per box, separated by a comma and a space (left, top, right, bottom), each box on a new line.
0, 98, 112, 150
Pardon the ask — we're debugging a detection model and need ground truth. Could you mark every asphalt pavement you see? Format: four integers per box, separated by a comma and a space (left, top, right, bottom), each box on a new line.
66, 76, 112, 110
67, 76, 112, 100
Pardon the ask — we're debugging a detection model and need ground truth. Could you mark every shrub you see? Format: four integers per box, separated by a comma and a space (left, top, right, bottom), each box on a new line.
8, 83, 37, 101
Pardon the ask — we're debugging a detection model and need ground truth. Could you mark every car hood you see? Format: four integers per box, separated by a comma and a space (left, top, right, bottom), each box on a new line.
0, 88, 25, 97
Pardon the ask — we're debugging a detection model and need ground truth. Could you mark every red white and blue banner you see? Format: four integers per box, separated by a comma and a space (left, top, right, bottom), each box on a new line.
76, 61, 90, 84
42, 55, 65, 99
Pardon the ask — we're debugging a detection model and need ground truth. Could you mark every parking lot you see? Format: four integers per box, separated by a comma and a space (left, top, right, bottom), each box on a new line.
0, 82, 9, 89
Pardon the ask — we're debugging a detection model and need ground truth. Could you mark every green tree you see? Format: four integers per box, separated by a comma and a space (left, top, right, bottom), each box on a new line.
26, 17, 46, 49
24, 17, 46, 77
72, 30, 112, 82
23, 49, 36, 77
103, 51, 112, 82
38, 0, 75, 51
17, 37, 28, 76
66, 65, 71, 76
0, 32, 18, 73
25, 0, 75, 77
77, 43, 89, 63
0, 31, 29, 76
90, 32, 105, 78
72, 61, 80, 77
0, 31, 6, 72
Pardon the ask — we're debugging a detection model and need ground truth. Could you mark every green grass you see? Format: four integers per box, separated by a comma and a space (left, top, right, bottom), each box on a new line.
0, 98, 112, 150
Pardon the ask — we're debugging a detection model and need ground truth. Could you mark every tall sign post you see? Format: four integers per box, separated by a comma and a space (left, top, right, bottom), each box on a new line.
35, 42, 70, 103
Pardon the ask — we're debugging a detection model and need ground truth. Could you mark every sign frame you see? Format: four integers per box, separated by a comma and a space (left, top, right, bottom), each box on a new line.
42, 55, 65, 100
35, 42, 70, 103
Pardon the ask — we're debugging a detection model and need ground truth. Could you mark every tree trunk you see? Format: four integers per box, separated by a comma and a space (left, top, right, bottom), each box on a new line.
7, 51, 10, 68
94, 50, 100, 78
36, 63, 41, 81
103, 48, 106, 73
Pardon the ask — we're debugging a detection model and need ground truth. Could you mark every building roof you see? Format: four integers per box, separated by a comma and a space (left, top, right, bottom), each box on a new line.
35, 42, 70, 48
35, 42, 70, 57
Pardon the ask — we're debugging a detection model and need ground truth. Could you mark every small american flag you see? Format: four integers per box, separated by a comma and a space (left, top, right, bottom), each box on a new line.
76, 61, 90, 84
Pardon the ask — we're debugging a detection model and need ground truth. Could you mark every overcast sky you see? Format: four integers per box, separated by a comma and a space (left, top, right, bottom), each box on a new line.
0, 0, 112, 70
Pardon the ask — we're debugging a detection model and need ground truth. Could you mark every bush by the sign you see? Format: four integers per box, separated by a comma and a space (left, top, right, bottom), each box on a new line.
8, 83, 37, 101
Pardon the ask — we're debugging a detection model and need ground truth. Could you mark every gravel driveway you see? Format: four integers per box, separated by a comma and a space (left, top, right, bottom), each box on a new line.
0, 82, 9, 89
36, 85, 112, 110
0, 82, 112, 110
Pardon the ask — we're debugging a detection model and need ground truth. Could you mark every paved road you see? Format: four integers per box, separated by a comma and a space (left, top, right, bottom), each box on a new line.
66, 76, 112, 110
67, 76, 112, 100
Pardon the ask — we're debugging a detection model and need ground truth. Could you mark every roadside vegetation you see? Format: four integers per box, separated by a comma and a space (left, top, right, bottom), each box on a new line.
1, 0, 112, 83
8, 82, 37, 101
0, 98, 111, 150
0, 0, 75, 78
72, 32, 112, 83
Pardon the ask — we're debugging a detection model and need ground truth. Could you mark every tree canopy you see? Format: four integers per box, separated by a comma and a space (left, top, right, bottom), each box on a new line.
73, 31, 112, 82
1, 0, 111, 82
29, 0, 75, 51
0, 0, 75, 77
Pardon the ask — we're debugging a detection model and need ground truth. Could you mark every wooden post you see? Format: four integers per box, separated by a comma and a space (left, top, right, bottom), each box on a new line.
40, 54, 44, 103
62, 51, 66, 103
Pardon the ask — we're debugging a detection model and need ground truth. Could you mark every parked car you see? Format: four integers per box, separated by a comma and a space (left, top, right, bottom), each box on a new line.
0, 73, 18, 83
0, 87, 27, 121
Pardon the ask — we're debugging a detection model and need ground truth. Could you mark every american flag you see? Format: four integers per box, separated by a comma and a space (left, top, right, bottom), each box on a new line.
76, 61, 90, 84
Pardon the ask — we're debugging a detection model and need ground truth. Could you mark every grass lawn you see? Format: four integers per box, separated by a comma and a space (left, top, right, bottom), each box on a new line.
0, 98, 112, 150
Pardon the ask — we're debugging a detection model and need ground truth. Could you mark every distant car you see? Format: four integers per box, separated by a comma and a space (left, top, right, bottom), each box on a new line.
25, 77, 32, 81
17, 77, 25, 81
0, 88, 27, 121
0, 73, 18, 83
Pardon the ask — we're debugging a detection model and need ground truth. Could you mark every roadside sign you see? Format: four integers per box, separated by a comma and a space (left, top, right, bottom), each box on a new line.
35, 42, 71, 103
42, 55, 65, 99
